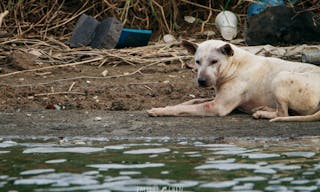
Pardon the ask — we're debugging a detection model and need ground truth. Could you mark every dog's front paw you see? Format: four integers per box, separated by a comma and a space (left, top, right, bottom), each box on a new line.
252, 111, 262, 119
147, 107, 166, 117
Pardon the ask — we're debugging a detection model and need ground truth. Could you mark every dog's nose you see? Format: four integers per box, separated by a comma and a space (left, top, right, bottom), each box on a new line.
198, 79, 207, 87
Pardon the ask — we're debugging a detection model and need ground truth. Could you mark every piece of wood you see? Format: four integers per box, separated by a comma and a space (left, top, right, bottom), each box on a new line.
0, 10, 8, 28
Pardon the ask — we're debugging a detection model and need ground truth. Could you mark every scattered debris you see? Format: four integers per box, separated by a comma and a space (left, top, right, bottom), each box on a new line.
184, 16, 196, 24
70, 15, 152, 49
163, 34, 176, 43
203, 30, 216, 38
0, 38, 192, 80
215, 11, 237, 40
46, 104, 66, 110
7, 50, 38, 70
94, 117, 102, 121
101, 69, 109, 77
0, 10, 10, 38
247, 0, 284, 18
302, 52, 320, 65
243, 44, 320, 64
116, 28, 152, 48
110, 100, 129, 111
0, 10, 8, 28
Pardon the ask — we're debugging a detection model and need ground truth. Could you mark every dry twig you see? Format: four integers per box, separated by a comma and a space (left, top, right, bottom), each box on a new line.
0, 10, 9, 28
34, 91, 86, 97
0, 38, 194, 88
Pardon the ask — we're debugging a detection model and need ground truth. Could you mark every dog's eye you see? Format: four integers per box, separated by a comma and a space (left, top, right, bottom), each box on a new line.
210, 60, 217, 65
196, 60, 201, 65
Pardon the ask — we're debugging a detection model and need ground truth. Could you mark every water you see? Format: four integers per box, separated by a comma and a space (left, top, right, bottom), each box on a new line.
0, 137, 320, 192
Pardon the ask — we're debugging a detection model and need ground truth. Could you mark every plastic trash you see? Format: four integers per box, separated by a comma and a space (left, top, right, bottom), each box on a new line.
70, 15, 152, 49
116, 28, 152, 48
302, 52, 320, 65
215, 11, 237, 41
247, 0, 284, 18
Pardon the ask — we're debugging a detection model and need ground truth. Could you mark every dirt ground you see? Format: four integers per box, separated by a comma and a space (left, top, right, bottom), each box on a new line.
0, 48, 211, 111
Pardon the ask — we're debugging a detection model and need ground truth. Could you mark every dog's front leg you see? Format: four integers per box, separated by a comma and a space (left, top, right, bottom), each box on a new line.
147, 100, 217, 117
147, 98, 215, 116
178, 98, 214, 105
147, 95, 239, 117
147, 82, 245, 117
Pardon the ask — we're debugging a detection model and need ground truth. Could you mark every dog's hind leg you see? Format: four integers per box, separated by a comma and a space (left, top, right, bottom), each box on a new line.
252, 106, 276, 113
268, 71, 320, 122
252, 110, 278, 119
252, 102, 288, 120
270, 110, 320, 122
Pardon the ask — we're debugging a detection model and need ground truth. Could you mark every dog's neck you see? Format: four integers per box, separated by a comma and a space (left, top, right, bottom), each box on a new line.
215, 46, 249, 90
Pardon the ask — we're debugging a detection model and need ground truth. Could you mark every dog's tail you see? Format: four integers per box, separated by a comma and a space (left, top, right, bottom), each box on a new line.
270, 110, 320, 122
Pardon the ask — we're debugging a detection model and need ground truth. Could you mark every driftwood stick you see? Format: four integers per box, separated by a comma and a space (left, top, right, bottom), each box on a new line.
5, 61, 161, 88
68, 82, 76, 92
201, 0, 212, 33
0, 57, 103, 78
0, 10, 9, 28
34, 91, 86, 97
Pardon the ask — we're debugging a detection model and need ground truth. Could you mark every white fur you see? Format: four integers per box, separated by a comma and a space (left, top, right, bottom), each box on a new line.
147, 40, 320, 122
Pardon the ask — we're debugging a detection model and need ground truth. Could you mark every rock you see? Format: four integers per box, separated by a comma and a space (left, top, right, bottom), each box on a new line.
69, 14, 100, 48
94, 116, 102, 121
184, 16, 196, 24
101, 69, 108, 77
110, 100, 128, 111
245, 6, 320, 45
163, 34, 176, 43
7, 50, 37, 70
90, 17, 123, 49
0, 30, 10, 38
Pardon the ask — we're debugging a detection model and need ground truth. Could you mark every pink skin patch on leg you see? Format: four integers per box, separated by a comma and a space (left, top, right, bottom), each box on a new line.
203, 103, 212, 111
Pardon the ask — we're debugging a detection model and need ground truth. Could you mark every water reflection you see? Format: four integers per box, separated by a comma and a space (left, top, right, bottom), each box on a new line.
0, 137, 319, 192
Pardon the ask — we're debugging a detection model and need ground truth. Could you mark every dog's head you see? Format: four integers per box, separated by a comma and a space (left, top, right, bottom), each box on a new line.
182, 40, 234, 88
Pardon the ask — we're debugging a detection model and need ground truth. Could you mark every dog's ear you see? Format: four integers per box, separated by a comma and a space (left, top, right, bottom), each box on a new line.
181, 40, 198, 55
219, 43, 234, 56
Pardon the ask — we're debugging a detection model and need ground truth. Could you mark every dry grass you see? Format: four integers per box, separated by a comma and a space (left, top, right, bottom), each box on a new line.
0, 37, 192, 83
1, 0, 319, 40
1, 0, 318, 41
0, 0, 319, 81
0, 0, 253, 40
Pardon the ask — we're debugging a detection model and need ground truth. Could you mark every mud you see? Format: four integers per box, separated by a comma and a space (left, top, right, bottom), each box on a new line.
1, 110, 320, 139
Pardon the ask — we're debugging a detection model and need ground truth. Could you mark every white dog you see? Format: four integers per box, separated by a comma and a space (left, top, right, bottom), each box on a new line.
147, 40, 320, 122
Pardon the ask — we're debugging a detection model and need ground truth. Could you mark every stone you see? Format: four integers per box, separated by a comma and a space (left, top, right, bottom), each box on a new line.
245, 6, 320, 45
90, 17, 123, 49
69, 14, 99, 48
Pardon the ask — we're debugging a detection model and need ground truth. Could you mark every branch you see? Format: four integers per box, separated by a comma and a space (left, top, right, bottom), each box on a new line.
0, 57, 103, 78
0, 10, 9, 28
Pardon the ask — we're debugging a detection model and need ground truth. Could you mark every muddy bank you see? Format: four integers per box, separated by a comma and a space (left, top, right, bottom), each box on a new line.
1, 110, 320, 139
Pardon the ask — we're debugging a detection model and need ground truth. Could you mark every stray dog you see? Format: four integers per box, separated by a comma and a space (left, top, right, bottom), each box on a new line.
147, 40, 320, 122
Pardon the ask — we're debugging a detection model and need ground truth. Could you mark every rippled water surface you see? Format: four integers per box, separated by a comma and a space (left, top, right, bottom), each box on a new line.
0, 137, 320, 192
